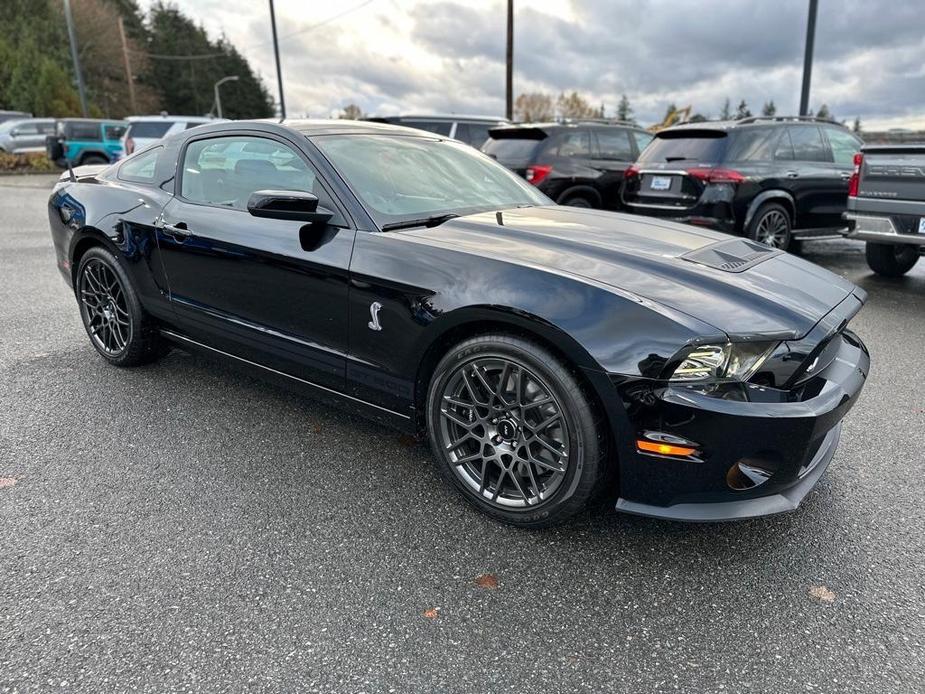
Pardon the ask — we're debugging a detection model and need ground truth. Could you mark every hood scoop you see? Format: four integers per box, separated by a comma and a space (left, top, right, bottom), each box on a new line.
681, 237, 781, 273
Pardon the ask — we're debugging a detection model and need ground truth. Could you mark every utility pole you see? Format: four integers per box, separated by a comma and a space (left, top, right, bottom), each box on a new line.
799, 0, 818, 116
213, 75, 239, 119
62, 0, 88, 117
117, 17, 137, 114
268, 0, 286, 119
505, 0, 513, 120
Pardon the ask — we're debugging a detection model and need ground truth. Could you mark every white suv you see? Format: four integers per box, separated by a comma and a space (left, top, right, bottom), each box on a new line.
122, 115, 223, 157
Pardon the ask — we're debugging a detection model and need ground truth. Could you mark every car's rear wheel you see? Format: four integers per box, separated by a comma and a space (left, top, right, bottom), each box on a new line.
559, 192, 595, 208
426, 334, 607, 527
865, 242, 920, 277
76, 247, 166, 366
80, 154, 108, 166
748, 202, 792, 250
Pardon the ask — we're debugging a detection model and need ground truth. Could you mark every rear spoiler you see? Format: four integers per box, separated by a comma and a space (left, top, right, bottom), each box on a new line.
487, 126, 548, 140
860, 143, 925, 155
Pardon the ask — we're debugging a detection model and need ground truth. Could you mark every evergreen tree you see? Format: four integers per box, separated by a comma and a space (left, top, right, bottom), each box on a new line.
852, 116, 862, 134
720, 98, 731, 120
735, 99, 752, 119
616, 94, 634, 124
761, 100, 777, 117
815, 104, 832, 121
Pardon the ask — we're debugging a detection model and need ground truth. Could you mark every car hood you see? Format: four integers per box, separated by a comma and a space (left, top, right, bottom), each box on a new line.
401, 206, 858, 339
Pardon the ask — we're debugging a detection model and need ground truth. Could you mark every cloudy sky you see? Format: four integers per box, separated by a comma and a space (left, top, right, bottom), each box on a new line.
141, 0, 925, 129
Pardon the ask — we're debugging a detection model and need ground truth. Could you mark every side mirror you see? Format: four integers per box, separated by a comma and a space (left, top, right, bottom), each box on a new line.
246, 189, 333, 224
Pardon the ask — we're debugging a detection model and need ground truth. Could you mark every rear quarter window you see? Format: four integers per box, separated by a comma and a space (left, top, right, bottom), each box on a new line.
403, 120, 452, 136
104, 124, 127, 140
118, 147, 162, 184
482, 136, 541, 161
725, 127, 778, 162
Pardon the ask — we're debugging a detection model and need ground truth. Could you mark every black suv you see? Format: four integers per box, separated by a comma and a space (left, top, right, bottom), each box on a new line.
363, 114, 508, 148
483, 121, 653, 209
621, 116, 863, 250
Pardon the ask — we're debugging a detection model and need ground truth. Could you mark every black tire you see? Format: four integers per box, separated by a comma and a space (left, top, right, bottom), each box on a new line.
747, 202, 792, 250
559, 192, 595, 208
425, 334, 608, 528
865, 242, 920, 277
75, 246, 166, 366
79, 154, 108, 166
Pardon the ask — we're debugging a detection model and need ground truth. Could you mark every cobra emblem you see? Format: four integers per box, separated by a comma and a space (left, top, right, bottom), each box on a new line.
367, 301, 383, 331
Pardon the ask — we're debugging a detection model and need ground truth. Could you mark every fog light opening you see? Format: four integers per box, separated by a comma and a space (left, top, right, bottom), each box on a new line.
727, 458, 778, 491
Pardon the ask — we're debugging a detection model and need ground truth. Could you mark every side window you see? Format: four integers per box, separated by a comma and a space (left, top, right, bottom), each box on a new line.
118, 147, 161, 184
39, 122, 56, 135
184, 121, 205, 130
180, 135, 332, 213
773, 129, 795, 161
788, 126, 830, 162
69, 122, 101, 141
633, 131, 654, 153
104, 125, 127, 141
13, 123, 39, 136
464, 123, 492, 149
824, 127, 862, 166
554, 130, 592, 157
453, 122, 469, 143
406, 120, 452, 136
594, 129, 634, 160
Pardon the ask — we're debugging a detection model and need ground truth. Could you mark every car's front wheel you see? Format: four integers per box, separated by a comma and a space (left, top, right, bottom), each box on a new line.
76, 246, 166, 366
426, 334, 607, 527
748, 202, 792, 250
865, 242, 920, 277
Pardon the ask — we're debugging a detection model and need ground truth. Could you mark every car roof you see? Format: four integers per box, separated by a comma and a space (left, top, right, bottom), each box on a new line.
661, 117, 850, 135
281, 118, 446, 138
61, 118, 128, 125
126, 115, 219, 123
489, 121, 649, 138
365, 114, 508, 123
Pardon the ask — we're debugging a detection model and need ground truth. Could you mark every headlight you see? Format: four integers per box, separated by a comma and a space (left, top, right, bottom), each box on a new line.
668, 341, 778, 383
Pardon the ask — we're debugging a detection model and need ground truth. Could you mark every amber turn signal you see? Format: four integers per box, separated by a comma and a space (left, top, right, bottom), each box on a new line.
636, 440, 698, 457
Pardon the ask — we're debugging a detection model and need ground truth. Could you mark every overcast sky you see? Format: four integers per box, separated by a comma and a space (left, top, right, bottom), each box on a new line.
141, 0, 925, 128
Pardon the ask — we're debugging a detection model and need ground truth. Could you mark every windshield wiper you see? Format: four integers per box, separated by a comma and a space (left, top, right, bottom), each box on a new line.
380, 213, 460, 232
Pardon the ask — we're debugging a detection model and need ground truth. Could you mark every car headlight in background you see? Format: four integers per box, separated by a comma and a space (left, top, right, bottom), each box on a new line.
668, 341, 778, 383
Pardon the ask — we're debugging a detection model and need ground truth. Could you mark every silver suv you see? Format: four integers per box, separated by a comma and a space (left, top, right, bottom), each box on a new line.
0, 119, 56, 154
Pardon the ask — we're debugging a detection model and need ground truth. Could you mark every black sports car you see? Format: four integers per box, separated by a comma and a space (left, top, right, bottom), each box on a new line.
47, 119, 869, 527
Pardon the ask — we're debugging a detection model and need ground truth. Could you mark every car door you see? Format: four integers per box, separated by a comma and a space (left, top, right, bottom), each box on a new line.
821, 125, 863, 226
773, 125, 839, 229
590, 127, 636, 209
156, 131, 356, 390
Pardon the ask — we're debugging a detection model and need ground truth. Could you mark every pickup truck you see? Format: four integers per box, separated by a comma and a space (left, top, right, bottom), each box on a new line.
843, 144, 925, 276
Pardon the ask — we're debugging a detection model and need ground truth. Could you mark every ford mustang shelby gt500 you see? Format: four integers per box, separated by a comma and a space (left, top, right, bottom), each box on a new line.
47, 119, 869, 527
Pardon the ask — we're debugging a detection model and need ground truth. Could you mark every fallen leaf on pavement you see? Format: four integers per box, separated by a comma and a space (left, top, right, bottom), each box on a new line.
0, 478, 16, 489
474, 573, 499, 590
423, 608, 439, 619
808, 585, 836, 603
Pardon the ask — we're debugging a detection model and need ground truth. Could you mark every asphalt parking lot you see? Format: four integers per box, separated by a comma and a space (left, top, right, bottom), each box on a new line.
1, 174, 923, 693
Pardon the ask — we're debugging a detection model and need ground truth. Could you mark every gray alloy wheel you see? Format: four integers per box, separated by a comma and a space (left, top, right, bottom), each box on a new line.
749, 204, 792, 250
561, 194, 593, 208
76, 246, 166, 366
426, 334, 606, 527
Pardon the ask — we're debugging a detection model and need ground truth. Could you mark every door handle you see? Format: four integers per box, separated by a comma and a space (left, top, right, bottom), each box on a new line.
785, 171, 800, 179
161, 222, 191, 240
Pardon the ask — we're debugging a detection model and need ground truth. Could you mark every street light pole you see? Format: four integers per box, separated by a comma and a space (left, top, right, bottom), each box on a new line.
505, 0, 513, 121
213, 75, 239, 119
799, 0, 819, 116
268, 0, 286, 119
62, 0, 89, 117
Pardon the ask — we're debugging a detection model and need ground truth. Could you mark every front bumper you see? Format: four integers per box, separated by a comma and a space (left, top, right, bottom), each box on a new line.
611, 325, 869, 522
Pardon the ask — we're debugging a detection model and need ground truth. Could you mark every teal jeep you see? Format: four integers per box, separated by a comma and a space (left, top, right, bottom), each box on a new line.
46, 118, 128, 167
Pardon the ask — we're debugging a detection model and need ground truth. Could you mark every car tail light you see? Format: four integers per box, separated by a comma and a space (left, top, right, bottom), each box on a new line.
688, 167, 746, 184
525, 164, 552, 185
848, 152, 863, 197
125, 137, 135, 155
624, 164, 640, 179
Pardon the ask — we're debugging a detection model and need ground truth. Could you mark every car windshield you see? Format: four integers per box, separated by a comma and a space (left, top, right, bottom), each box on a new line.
128, 121, 173, 139
313, 134, 550, 227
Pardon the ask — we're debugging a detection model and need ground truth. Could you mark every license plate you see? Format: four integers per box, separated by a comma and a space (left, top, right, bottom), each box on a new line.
650, 176, 672, 191
918, 218, 925, 234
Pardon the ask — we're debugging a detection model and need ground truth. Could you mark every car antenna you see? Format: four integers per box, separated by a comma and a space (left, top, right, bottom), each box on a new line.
496, 211, 504, 226
66, 159, 76, 183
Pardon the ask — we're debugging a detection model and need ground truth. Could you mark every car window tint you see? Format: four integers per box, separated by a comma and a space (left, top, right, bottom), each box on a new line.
405, 120, 452, 136
464, 123, 492, 149
68, 122, 101, 141
104, 125, 127, 140
184, 121, 206, 130
554, 130, 591, 157
181, 135, 327, 211
594, 129, 633, 160
788, 126, 830, 162
13, 123, 39, 135
128, 121, 173, 139
773, 130, 795, 160
633, 131, 654, 152
39, 122, 56, 135
637, 132, 727, 163
824, 126, 861, 165
118, 147, 161, 183
726, 127, 777, 161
